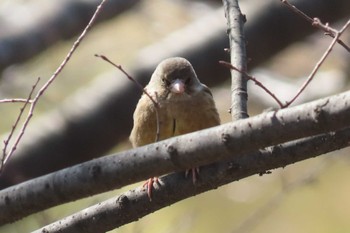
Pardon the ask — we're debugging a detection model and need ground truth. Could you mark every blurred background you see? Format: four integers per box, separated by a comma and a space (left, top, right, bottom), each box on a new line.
0, 0, 349, 232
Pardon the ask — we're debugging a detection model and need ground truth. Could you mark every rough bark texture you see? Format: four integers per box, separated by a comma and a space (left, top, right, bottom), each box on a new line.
222, 0, 248, 120
0, 90, 349, 225
34, 127, 350, 233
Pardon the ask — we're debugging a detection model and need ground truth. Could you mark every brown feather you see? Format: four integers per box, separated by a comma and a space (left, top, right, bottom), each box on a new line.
130, 57, 220, 147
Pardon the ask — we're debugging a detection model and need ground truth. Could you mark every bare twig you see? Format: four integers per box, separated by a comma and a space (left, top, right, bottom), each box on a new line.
219, 61, 285, 108
95, 54, 160, 142
1, 78, 40, 170
280, 0, 350, 52
94, 55, 158, 107
222, 0, 249, 120
221, 18, 350, 108
0, 0, 109, 172
284, 19, 350, 107
0, 99, 34, 104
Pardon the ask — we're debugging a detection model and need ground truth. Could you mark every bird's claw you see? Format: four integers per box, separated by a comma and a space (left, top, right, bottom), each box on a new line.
143, 177, 160, 201
143, 169, 199, 201
185, 167, 200, 184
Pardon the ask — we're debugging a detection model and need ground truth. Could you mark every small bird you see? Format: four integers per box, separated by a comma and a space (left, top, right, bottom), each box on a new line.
130, 57, 220, 200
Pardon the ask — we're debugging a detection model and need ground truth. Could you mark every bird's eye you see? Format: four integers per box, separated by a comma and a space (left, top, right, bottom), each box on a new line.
162, 78, 170, 86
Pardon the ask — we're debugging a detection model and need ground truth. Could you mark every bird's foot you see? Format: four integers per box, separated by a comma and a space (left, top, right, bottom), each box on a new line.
143, 177, 160, 201
185, 167, 200, 184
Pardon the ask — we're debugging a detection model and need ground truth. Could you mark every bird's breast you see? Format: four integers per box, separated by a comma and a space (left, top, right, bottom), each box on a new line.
160, 92, 220, 136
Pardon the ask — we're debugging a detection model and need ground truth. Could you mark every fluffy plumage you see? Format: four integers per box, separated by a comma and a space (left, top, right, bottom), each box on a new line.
129, 57, 220, 200
130, 57, 220, 147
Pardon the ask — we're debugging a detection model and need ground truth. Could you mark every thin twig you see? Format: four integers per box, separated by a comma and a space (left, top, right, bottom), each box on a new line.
36, 0, 108, 97
0, 0, 109, 172
221, 19, 350, 108
94, 55, 158, 107
219, 61, 285, 108
284, 19, 350, 107
1, 78, 40, 171
280, 0, 350, 52
95, 54, 160, 142
0, 99, 34, 104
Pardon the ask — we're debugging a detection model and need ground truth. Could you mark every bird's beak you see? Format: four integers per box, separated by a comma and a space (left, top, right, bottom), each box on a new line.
170, 79, 185, 94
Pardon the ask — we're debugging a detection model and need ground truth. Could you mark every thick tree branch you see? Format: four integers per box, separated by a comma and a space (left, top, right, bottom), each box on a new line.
222, 0, 248, 120
35, 127, 350, 233
0, 90, 349, 225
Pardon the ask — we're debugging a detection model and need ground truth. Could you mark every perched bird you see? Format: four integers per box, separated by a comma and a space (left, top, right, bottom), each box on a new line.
130, 57, 220, 200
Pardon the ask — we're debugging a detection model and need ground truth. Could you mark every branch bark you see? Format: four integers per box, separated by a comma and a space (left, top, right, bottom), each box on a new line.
0, 90, 349, 225
34, 127, 350, 233
222, 0, 248, 120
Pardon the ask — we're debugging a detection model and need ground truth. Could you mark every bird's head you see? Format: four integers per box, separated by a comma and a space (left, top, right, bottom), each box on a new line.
148, 57, 202, 97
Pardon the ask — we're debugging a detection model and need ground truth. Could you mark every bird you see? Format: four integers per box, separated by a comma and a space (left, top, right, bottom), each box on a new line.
130, 57, 220, 200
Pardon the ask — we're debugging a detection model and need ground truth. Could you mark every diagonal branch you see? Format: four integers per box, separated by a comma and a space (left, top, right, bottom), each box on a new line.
0, 0, 140, 73
0, 0, 109, 172
220, 19, 350, 109
0, 90, 349, 225
34, 127, 350, 233
219, 61, 284, 107
1, 78, 40, 170
280, 0, 350, 52
95, 54, 161, 142
284, 19, 350, 107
